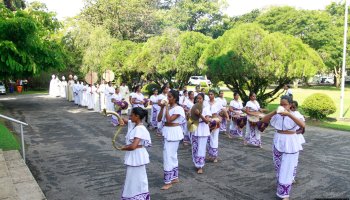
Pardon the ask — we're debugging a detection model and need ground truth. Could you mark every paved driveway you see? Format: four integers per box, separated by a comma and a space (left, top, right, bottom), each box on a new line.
1, 94, 349, 200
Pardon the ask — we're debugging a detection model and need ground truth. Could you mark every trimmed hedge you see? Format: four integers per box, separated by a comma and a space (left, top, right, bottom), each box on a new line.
141, 83, 161, 97
302, 93, 336, 120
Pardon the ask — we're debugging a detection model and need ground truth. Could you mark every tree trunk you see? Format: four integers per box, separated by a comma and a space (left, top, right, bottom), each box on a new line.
335, 74, 341, 88
334, 65, 341, 88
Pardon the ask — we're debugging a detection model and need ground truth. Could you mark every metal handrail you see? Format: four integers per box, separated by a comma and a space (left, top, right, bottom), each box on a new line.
0, 114, 28, 162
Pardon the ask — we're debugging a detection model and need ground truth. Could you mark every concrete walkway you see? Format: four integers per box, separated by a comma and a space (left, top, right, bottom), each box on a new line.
0, 149, 46, 200
0, 94, 350, 200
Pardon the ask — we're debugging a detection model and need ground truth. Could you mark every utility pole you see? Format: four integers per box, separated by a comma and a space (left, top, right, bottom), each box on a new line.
340, 0, 348, 119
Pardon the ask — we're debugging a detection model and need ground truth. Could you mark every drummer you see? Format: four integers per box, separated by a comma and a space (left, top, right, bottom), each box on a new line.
131, 85, 145, 108
190, 93, 211, 174
183, 91, 195, 144
228, 92, 245, 138
207, 90, 229, 163
156, 85, 170, 136
244, 92, 267, 147
216, 90, 228, 133
149, 88, 159, 130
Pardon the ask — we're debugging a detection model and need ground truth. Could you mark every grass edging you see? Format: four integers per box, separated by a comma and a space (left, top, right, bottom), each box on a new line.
0, 122, 20, 151
306, 120, 350, 132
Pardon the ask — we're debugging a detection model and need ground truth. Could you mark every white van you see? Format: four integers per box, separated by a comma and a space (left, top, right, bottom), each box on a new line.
188, 76, 211, 86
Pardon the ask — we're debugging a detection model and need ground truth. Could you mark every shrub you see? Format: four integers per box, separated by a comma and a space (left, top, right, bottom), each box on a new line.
141, 83, 161, 97
200, 81, 208, 88
302, 93, 336, 120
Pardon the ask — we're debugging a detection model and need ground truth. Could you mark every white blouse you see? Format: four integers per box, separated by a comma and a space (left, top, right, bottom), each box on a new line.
132, 92, 145, 108
161, 105, 186, 124
124, 121, 152, 166
292, 111, 306, 146
193, 106, 211, 137
161, 106, 186, 141
271, 112, 303, 153
230, 100, 243, 114
216, 97, 227, 107
208, 100, 224, 115
150, 95, 158, 104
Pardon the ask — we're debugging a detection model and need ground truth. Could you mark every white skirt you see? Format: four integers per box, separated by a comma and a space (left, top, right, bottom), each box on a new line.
163, 139, 180, 184
162, 126, 184, 141
273, 132, 303, 153
122, 165, 150, 200
273, 146, 299, 198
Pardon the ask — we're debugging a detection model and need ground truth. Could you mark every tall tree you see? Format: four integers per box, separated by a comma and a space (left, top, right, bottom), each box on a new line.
257, 6, 344, 87
126, 29, 211, 87
162, 0, 228, 37
0, 3, 66, 79
1, 0, 25, 11
81, 0, 162, 42
201, 23, 325, 105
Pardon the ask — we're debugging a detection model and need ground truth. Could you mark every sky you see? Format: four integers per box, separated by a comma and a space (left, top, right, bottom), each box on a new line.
26, 0, 340, 20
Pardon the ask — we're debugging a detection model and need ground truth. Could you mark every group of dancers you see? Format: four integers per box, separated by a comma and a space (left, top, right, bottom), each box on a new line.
49, 76, 305, 200
115, 84, 305, 200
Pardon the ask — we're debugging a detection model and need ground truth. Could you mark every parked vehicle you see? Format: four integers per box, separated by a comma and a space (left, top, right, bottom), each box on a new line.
320, 77, 334, 84
188, 76, 211, 86
0, 81, 6, 94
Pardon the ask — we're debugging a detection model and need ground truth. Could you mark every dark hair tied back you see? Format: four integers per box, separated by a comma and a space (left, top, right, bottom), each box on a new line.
292, 100, 299, 108
281, 95, 292, 104
132, 107, 148, 120
169, 90, 179, 104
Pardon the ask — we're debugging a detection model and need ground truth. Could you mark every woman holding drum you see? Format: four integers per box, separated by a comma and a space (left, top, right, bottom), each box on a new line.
207, 90, 229, 163
181, 91, 195, 144
229, 92, 246, 138
149, 88, 159, 130
244, 92, 267, 147
190, 93, 211, 174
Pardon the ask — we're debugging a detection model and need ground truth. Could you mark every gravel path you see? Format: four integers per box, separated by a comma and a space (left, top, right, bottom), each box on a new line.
1, 94, 349, 200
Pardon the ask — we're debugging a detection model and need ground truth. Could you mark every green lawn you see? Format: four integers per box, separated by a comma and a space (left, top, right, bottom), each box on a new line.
0, 122, 20, 151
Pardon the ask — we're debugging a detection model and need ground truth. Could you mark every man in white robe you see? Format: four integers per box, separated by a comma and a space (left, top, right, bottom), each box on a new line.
105, 82, 115, 111
67, 75, 75, 101
78, 82, 84, 106
73, 81, 80, 105
98, 80, 107, 111
60, 76, 67, 98
55, 77, 61, 97
82, 82, 88, 107
87, 84, 94, 110
49, 75, 56, 97
93, 84, 100, 112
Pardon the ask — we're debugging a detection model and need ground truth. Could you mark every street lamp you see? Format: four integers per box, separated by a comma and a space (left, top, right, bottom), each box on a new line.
340, 0, 348, 119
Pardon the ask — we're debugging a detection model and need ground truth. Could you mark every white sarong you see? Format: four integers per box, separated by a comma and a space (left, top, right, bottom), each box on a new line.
163, 139, 180, 184
122, 165, 150, 200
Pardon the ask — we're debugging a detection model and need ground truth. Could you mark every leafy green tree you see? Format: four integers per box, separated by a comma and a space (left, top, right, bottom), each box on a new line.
126, 29, 211, 88
257, 6, 344, 87
81, 0, 162, 42
1, 0, 25, 11
0, 3, 66, 79
162, 0, 227, 37
201, 23, 325, 106
176, 31, 213, 87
